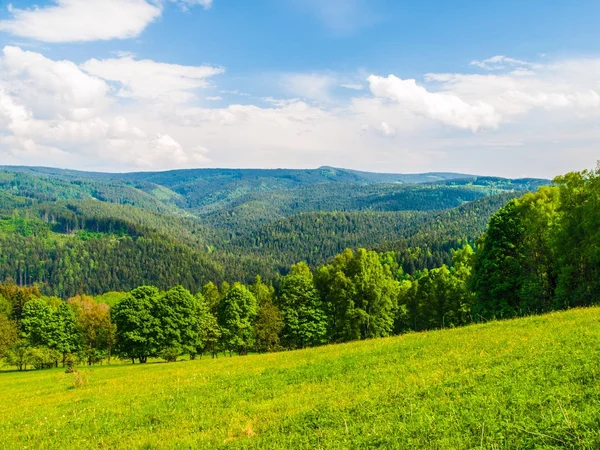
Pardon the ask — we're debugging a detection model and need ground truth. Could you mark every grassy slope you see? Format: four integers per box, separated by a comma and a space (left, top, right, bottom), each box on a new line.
1, 308, 599, 449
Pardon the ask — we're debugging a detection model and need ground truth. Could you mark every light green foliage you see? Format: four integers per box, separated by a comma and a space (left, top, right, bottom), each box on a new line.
250, 276, 275, 307
0, 294, 11, 317
27, 346, 61, 370
317, 249, 399, 342
0, 314, 18, 358
68, 295, 115, 365
21, 297, 81, 359
472, 169, 600, 318
5, 340, 31, 371
201, 281, 221, 314
94, 292, 127, 307
218, 283, 258, 356
191, 293, 221, 359
0, 308, 598, 448
278, 262, 327, 349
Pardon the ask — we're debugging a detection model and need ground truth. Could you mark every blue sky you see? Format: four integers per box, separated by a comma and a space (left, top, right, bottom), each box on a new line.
0, 0, 599, 177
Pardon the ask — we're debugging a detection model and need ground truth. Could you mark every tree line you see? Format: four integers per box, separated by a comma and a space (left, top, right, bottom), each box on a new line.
0, 244, 475, 369
0, 167, 598, 370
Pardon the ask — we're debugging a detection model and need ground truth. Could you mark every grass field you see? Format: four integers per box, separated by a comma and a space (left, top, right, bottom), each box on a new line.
1, 308, 599, 449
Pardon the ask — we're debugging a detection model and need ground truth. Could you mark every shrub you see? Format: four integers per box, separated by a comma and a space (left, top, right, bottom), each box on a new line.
5, 340, 32, 371
72, 370, 89, 389
159, 348, 180, 363
64, 353, 76, 373
29, 347, 60, 370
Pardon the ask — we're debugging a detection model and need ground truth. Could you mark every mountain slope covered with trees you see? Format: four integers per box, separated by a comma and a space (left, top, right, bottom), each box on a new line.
0, 166, 546, 296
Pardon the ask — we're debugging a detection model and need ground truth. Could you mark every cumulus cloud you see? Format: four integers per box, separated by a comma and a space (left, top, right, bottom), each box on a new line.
0, 46, 208, 170
1, 46, 600, 177
368, 74, 501, 132
1, 46, 110, 121
81, 56, 224, 103
0, 0, 161, 43
0, 0, 213, 43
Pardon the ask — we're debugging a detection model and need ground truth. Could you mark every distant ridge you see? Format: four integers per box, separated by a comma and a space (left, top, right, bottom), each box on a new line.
0, 165, 545, 184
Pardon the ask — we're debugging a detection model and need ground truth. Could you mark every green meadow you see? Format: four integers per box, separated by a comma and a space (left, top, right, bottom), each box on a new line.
1, 307, 599, 449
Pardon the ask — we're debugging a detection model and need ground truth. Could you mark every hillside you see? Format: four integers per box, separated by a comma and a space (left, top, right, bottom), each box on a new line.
0, 166, 549, 295
1, 307, 598, 449
226, 192, 520, 269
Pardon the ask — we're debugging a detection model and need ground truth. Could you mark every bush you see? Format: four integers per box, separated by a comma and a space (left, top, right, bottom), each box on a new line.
64, 353, 76, 373
71, 370, 89, 389
159, 348, 180, 363
5, 340, 31, 371
28, 347, 60, 370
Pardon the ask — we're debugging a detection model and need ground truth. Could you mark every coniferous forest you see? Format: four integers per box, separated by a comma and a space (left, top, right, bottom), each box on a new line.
1, 164, 598, 368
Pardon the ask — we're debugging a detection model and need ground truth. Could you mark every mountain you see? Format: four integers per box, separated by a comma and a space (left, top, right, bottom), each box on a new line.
0, 166, 550, 295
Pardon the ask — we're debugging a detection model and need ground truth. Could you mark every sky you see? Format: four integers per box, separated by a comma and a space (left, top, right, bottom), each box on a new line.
0, 1, 599, 177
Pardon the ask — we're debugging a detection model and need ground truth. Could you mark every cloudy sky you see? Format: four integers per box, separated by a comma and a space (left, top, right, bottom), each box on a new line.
0, 0, 599, 177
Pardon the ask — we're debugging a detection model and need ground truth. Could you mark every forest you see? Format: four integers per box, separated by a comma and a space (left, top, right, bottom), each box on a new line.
0, 166, 544, 296
0, 165, 597, 369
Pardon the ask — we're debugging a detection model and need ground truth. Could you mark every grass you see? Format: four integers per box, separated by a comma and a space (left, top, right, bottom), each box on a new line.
1, 308, 599, 449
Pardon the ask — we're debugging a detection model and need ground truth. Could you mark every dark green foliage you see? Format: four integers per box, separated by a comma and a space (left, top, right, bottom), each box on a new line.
154, 286, 199, 356
111, 286, 160, 363
553, 168, 600, 307
0, 166, 544, 298
471, 166, 600, 318
254, 300, 284, 353
472, 188, 559, 319
10, 164, 596, 371
0, 284, 41, 321
472, 200, 527, 319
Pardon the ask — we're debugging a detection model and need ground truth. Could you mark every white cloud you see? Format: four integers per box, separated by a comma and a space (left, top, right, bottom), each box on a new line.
1, 46, 600, 177
220, 89, 251, 96
368, 74, 501, 132
206, 96, 223, 101
0, 0, 213, 43
341, 83, 365, 90
1, 46, 110, 121
281, 73, 337, 102
470, 55, 536, 71
171, 0, 213, 11
0, 0, 161, 43
0, 46, 208, 170
81, 56, 224, 103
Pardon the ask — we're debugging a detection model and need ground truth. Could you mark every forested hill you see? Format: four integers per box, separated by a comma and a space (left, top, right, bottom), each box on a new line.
0, 165, 549, 296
